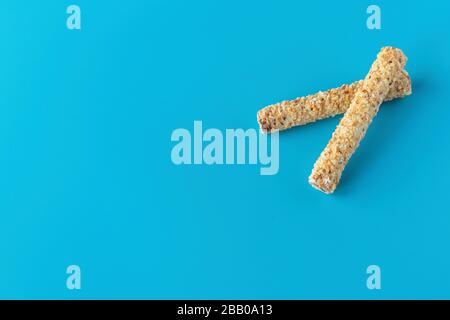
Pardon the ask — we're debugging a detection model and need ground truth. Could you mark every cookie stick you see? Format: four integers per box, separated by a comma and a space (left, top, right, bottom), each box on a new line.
309, 47, 408, 194
257, 70, 411, 133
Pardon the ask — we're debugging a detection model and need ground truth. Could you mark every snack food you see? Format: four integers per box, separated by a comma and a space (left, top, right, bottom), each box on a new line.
257, 70, 411, 133
308, 47, 408, 194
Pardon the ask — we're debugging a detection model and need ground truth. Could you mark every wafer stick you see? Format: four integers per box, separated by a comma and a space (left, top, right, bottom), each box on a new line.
257, 70, 411, 133
309, 47, 408, 194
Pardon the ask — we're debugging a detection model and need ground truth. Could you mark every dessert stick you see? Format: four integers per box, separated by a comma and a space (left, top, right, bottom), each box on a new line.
257, 70, 411, 133
309, 47, 408, 194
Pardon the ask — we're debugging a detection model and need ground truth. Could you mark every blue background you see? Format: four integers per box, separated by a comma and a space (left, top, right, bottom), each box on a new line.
0, 0, 449, 299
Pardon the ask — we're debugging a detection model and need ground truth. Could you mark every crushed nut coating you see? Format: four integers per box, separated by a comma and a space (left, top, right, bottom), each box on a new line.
257, 70, 411, 133
309, 47, 409, 194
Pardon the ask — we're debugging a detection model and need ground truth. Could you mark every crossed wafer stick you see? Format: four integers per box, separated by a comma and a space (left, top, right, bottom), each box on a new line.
257, 47, 411, 194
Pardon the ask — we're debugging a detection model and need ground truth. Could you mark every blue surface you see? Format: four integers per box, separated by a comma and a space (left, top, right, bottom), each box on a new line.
0, 0, 449, 299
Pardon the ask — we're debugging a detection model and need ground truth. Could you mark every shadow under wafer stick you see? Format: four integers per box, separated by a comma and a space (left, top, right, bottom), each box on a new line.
257, 70, 411, 133
309, 47, 409, 194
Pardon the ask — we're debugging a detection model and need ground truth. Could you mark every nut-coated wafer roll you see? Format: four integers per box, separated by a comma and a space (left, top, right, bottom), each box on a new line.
257, 70, 411, 133
309, 47, 408, 194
